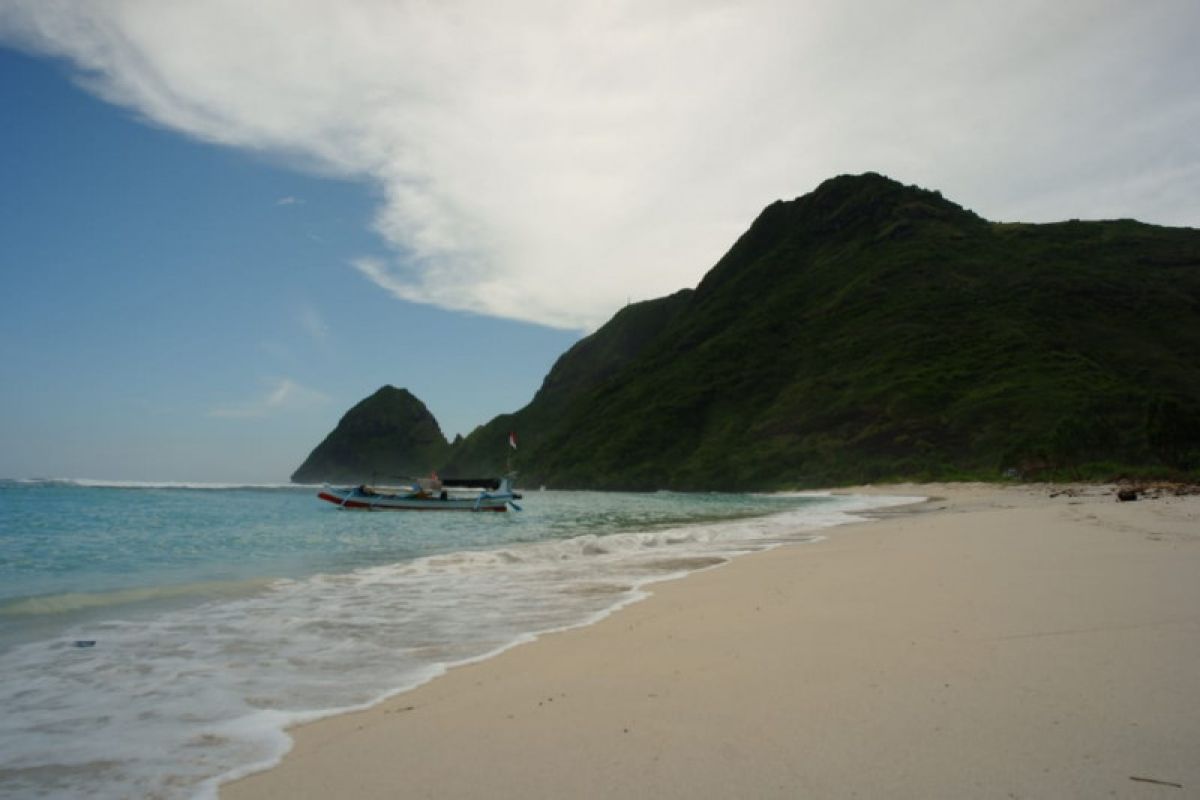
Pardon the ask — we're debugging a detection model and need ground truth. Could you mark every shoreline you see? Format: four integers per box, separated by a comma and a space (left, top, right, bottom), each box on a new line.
222, 483, 1200, 798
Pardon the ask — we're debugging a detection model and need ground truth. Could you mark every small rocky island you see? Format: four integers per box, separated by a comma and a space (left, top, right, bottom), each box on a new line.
291, 386, 451, 484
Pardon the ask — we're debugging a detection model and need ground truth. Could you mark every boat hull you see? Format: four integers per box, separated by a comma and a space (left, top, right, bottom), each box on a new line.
316, 489, 510, 512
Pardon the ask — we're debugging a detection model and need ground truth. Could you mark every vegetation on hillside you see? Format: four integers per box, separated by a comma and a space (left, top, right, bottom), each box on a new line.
291, 386, 450, 483
294, 174, 1200, 489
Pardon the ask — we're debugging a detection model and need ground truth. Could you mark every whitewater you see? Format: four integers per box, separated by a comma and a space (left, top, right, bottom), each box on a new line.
0, 479, 919, 799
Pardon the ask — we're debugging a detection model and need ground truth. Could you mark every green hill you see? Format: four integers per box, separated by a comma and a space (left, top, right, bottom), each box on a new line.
296, 173, 1200, 489
291, 385, 449, 483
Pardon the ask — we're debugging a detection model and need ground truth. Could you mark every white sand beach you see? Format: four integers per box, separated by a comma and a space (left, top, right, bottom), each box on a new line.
223, 483, 1200, 799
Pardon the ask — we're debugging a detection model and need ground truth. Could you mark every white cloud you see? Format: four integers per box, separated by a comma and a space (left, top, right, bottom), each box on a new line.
3, 1, 1198, 330
276, 195, 302, 205
297, 304, 329, 343
208, 378, 329, 419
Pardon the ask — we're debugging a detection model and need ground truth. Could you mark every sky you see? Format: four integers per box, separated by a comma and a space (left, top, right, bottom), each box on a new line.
1, 1, 1198, 482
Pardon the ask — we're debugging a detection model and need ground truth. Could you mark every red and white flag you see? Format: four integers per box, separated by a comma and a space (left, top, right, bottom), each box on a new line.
508, 432, 518, 450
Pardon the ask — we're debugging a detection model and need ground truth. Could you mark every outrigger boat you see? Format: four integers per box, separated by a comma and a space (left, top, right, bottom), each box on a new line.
317, 476, 522, 512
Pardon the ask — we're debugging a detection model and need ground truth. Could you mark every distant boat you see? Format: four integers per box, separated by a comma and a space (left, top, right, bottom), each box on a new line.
317, 476, 522, 512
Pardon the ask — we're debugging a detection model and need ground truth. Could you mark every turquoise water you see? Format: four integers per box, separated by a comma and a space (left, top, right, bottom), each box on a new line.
0, 479, 917, 799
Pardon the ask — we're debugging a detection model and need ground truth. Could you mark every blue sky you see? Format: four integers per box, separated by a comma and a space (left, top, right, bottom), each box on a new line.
0, 48, 578, 481
1, 2, 1197, 482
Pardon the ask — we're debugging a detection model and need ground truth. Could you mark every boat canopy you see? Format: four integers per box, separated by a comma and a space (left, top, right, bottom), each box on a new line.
437, 477, 502, 490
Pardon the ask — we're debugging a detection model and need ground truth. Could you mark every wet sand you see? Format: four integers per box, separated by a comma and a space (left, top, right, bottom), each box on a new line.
223, 483, 1200, 799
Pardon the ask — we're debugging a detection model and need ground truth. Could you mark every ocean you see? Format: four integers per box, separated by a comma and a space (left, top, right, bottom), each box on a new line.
0, 479, 919, 799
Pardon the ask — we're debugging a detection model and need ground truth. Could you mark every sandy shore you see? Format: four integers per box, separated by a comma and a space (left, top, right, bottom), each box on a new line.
223, 484, 1200, 799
